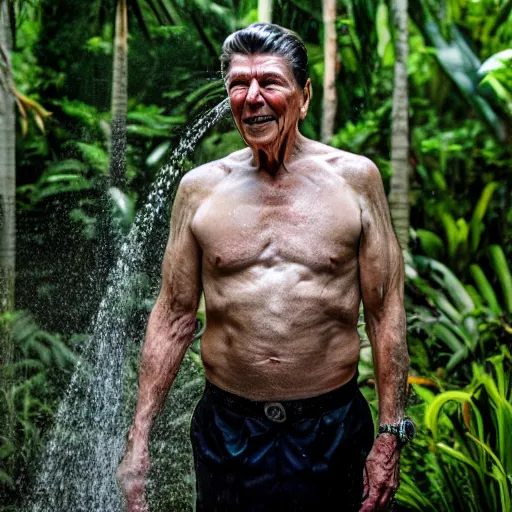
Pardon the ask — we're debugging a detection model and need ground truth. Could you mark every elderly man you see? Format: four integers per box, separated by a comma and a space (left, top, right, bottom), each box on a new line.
117, 23, 412, 512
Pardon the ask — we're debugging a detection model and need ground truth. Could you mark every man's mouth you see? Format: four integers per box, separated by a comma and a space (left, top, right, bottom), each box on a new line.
243, 115, 276, 125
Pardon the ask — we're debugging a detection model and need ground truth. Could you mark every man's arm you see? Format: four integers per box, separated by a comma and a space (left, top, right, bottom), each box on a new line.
357, 161, 409, 511
117, 174, 203, 511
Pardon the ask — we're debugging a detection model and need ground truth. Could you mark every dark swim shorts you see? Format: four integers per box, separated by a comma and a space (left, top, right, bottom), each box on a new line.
190, 373, 374, 512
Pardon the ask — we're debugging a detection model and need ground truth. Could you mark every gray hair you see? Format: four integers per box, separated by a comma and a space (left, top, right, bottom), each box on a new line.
220, 23, 309, 88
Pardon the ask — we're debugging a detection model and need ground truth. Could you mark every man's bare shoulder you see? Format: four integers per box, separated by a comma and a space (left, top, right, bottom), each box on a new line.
180, 148, 251, 191
304, 140, 380, 194
176, 149, 252, 216
179, 161, 226, 192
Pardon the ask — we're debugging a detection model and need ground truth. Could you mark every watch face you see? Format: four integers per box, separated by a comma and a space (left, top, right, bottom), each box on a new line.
402, 419, 416, 442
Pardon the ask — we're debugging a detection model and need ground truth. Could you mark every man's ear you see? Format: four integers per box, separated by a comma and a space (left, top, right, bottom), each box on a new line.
300, 78, 312, 120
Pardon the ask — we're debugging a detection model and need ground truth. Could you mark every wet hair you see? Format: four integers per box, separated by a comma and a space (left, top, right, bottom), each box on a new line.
220, 23, 309, 89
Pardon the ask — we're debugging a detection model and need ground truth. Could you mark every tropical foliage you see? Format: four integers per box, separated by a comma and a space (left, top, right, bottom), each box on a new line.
398, 348, 511, 512
0, 0, 511, 510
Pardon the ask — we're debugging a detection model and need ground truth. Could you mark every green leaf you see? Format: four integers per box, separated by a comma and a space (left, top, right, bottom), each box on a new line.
45, 159, 88, 174
427, 259, 475, 314
241, 8, 258, 26
1, 359, 45, 374
436, 442, 484, 476
432, 322, 464, 352
432, 170, 447, 191
425, 390, 473, 439
108, 187, 136, 233
85, 36, 112, 56
146, 141, 170, 166
35, 179, 93, 201
57, 98, 104, 129
126, 111, 185, 128
126, 124, 170, 138
397, 471, 437, 510
440, 212, 459, 261
446, 346, 469, 371
376, 2, 394, 67
416, 229, 445, 259
467, 433, 506, 477
480, 74, 512, 110
44, 174, 84, 183
487, 0, 512, 37
184, 79, 226, 114
469, 182, 498, 253
76, 142, 109, 174
478, 49, 512, 76
0, 470, 13, 486
437, 316, 475, 351
420, 17, 506, 141
489, 245, 512, 314
464, 284, 483, 310
0, 440, 14, 458
469, 264, 502, 315
455, 218, 469, 254
411, 383, 437, 403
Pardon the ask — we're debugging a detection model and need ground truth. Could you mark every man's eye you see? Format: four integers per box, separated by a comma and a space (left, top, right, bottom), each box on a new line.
230, 81, 247, 88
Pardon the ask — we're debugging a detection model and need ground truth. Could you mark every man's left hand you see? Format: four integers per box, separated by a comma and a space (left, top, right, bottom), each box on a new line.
359, 434, 400, 511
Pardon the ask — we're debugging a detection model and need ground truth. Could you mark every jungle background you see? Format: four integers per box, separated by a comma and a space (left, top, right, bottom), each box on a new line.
0, 0, 511, 510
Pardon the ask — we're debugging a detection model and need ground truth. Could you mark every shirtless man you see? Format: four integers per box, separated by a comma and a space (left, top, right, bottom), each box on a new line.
117, 23, 411, 512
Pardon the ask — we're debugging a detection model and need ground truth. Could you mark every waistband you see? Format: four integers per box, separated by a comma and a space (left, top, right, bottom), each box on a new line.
204, 372, 359, 423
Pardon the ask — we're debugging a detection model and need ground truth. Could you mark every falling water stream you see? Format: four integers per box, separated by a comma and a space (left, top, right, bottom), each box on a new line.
29, 98, 230, 512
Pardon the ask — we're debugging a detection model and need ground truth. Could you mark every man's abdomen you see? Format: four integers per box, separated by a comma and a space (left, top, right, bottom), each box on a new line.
200, 260, 362, 400
200, 328, 361, 401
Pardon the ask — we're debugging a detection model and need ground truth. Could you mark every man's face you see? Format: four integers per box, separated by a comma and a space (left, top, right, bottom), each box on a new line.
226, 54, 308, 148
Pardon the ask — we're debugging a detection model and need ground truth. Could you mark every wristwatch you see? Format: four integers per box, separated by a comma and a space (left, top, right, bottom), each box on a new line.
378, 419, 416, 446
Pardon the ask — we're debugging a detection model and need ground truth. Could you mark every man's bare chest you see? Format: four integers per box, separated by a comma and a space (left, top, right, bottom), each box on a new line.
191, 172, 362, 273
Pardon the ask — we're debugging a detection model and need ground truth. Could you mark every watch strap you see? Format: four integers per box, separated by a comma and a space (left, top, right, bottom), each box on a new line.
379, 419, 416, 447
378, 423, 401, 437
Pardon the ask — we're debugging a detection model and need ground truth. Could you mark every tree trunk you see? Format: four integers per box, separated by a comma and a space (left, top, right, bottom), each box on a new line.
100, 0, 128, 272
0, 0, 16, 438
109, 0, 128, 190
321, 0, 337, 143
258, 0, 273, 23
388, 0, 410, 249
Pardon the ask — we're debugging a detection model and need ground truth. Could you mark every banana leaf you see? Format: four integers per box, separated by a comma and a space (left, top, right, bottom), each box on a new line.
416, 6, 507, 141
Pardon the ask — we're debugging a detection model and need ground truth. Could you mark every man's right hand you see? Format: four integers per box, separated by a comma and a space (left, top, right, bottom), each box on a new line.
116, 438, 151, 512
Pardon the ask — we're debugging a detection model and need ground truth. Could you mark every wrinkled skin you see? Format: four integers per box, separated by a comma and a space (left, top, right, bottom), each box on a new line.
117, 53, 409, 512
116, 433, 150, 512
361, 434, 400, 511
227, 54, 309, 172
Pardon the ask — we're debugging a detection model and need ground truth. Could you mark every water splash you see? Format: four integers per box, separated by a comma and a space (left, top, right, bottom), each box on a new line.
29, 98, 230, 512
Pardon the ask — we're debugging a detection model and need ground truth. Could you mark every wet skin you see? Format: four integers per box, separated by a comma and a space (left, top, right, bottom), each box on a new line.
117, 54, 409, 512
194, 145, 366, 400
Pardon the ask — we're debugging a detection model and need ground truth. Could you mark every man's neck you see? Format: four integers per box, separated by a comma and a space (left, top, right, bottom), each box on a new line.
250, 129, 306, 176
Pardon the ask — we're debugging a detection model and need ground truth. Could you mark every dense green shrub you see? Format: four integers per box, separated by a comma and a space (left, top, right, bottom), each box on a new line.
397, 348, 512, 512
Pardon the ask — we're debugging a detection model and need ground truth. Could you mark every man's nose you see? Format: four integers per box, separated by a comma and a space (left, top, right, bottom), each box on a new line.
246, 78, 264, 106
